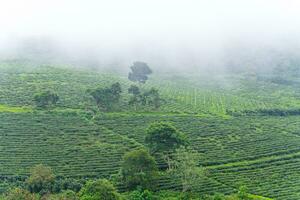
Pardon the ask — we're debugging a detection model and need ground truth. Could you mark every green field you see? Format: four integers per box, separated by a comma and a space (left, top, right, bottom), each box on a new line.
1, 61, 300, 199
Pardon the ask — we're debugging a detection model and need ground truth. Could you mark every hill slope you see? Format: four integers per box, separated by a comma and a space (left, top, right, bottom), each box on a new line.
0, 61, 300, 199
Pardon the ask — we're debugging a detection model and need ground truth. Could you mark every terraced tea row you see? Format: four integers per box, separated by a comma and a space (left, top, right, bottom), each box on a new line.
209, 155, 300, 199
96, 114, 300, 165
2, 64, 300, 115
0, 112, 141, 178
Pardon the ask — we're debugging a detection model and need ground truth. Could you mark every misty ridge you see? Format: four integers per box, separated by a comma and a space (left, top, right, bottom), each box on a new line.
1, 35, 300, 76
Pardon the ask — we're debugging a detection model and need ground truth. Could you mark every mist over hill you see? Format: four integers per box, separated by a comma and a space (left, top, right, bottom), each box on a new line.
1, 0, 300, 75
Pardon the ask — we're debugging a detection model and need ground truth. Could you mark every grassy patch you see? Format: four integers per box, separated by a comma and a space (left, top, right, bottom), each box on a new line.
0, 105, 32, 113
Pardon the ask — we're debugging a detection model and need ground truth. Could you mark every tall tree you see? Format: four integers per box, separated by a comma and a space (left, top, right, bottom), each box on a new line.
128, 85, 141, 111
145, 122, 187, 154
120, 149, 158, 190
168, 147, 203, 192
145, 122, 187, 169
26, 164, 55, 194
128, 62, 152, 84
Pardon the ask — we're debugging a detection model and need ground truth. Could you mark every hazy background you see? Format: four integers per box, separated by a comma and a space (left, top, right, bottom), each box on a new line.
0, 0, 300, 73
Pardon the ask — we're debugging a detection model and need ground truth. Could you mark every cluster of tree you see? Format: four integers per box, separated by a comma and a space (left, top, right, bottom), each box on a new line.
128, 86, 163, 110
34, 91, 59, 108
88, 62, 163, 111
117, 121, 201, 194
87, 82, 122, 111
33, 62, 163, 112
127, 62, 163, 109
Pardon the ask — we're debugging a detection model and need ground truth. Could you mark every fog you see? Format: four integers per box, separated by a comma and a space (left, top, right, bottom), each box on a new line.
0, 0, 300, 73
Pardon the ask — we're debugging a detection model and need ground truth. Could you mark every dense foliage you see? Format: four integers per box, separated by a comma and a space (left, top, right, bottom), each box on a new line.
87, 82, 122, 111
78, 179, 121, 200
145, 122, 187, 154
34, 91, 59, 108
120, 149, 158, 190
128, 62, 152, 84
26, 164, 55, 194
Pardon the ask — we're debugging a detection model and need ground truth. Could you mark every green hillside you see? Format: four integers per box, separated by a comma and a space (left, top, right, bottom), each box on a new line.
1, 61, 300, 199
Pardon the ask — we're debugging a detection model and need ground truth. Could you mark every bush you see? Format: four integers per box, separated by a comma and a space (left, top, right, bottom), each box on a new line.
128, 188, 156, 200
34, 91, 59, 108
4, 187, 38, 200
78, 179, 121, 200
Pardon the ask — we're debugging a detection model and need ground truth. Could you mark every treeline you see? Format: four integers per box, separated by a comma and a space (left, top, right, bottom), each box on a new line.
33, 62, 164, 111
0, 122, 259, 200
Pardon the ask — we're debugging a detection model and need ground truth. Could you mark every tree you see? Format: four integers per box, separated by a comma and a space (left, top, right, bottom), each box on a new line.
128, 85, 141, 96
237, 186, 250, 200
110, 82, 122, 99
128, 86, 164, 110
128, 188, 156, 200
168, 146, 203, 192
88, 82, 122, 111
26, 164, 55, 194
34, 91, 59, 108
78, 179, 121, 200
145, 122, 187, 154
4, 188, 38, 200
128, 85, 141, 110
128, 62, 152, 84
120, 149, 158, 190
143, 88, 163, 109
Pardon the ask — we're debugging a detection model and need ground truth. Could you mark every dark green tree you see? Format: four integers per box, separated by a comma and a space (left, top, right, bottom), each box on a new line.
128, 62, 152, 84
128, 188, 156, 200
34, 91, 59, 108
128, 85, 141, 96
88, 82, 122, 111
128, 85, 141, 110
120, 149, 158, 190
78, 179, 121, 200
128, 86, 163, 110
145, 122, 187, 154
143, 88, 163, 109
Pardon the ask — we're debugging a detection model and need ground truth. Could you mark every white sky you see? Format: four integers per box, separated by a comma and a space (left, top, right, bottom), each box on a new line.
0, 0, 299, 40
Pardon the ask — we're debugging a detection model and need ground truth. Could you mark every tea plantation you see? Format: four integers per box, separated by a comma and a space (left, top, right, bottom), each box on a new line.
0, 61, 300, 199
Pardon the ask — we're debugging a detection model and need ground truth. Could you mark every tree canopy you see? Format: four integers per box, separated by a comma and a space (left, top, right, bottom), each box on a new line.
34, 91, 59, 108
88, 82, 122, 111
128, 86, 163, 110
79, 179, 121, 200
145, 122, 187, 154
168, 147, 203, 192
128, 62, 152, 84
120, 149, 158, 190
26, 164, 55, 194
